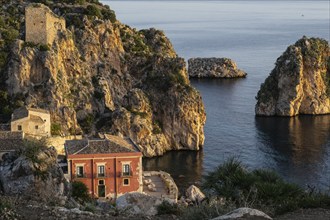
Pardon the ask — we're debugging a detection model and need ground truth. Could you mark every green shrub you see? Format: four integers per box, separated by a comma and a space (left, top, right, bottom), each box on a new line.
63, 0, 86, 4
39, 44, 50, 51
23, 42, 38, 48
86, 5, 102, 18
78, 113, 94, 134
157, 200, 181, 215
2, 28, 19, 42
202, 157, 330, 216
152, 120, 162, 134
19, 139, 48, 164
72, 181, 91, 203
180, 199, 235, 220
51, 123, 62, 136
101, 8, 116, 23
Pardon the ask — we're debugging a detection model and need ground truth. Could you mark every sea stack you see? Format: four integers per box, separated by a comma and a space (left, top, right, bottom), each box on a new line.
188, 57, 247, 78
255, 37, 330, 116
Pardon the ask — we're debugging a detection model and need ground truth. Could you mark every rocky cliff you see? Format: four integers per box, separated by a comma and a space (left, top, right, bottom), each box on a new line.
0, 0, 206, 157
188, 58, 247, 78
255, 37, 330, 116
0, 140, 69, 203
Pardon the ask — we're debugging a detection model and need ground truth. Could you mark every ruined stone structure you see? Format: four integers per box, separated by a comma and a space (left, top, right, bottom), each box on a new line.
0, 131, 24, 159
11, 107, 51, 137
25, 3, 66, 46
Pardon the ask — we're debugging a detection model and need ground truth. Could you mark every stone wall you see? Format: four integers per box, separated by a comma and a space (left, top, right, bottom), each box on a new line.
143, 171, 178, 202
47, 135, 82, 155
25, 4, 66, 46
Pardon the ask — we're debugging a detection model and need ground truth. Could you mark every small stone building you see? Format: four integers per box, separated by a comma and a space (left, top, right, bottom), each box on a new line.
25, 3, 66, 46
65, 135, 143, 199
11, 107, 51, 137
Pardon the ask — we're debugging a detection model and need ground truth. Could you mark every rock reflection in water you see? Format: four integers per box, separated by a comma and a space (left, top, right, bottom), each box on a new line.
255, 115, 330, 189
143, 150, 204, 192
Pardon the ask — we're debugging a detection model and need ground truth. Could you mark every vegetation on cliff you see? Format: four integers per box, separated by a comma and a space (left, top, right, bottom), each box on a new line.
255, 37, 330, 116
0, 0, 205, 156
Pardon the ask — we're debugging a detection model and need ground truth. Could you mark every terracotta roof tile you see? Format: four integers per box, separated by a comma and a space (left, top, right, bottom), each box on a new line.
65, 137, 140, 156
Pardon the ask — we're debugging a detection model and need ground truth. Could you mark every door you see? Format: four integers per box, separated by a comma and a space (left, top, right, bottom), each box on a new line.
98, 180, 105, 197
98, 185, 105, 197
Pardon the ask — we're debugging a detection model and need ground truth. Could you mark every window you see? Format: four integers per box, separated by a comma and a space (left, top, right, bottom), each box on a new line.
122, 164, 130, 176
98, 165, 105, 177
35, 125, 39, 129
123, 178, 129, 186
17, 125, 22, 131
98, 180, 104, 185
76, 166, 84, 178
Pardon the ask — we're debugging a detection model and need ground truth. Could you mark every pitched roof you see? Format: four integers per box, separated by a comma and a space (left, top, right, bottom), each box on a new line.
11, 107, 29, 121
0, 131, 24, 152
27, 107, 50, 114
65, 137, 140, 156
11, 107, 49, 121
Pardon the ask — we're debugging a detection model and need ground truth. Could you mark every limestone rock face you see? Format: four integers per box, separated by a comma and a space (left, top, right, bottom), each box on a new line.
188, 58, 247, 78
1, 1, 206, 157
185, 185, 206, 203
0, 147, 69, 202
255, 37, 330, 116
116, 192, 173, 216
212, 207, 272, 220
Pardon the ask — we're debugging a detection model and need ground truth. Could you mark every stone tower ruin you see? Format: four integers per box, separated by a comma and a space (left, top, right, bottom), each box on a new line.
25, 3, 66, 46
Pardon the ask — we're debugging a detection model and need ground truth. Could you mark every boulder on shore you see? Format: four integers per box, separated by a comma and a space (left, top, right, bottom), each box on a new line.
212, 207, 272, 220
116, 192, 175, 216
255, 37, 330, 116
185, 185, 206, 203
188, 57, 247, 78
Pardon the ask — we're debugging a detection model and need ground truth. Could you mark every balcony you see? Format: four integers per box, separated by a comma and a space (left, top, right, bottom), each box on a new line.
121, 170, 133, 177
95, 173, 107, 178
74, 173, 88, 179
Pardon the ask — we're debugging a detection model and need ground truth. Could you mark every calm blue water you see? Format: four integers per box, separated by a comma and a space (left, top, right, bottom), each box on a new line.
103, 0, 330, 190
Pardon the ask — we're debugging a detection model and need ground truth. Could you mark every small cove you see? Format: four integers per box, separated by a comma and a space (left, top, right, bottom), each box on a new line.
104, 0, 330, 190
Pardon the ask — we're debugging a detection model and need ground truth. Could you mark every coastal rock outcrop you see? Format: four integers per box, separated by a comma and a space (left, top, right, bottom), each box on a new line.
116, 192, 173, 216
188, 58, 247, 78
0, 1, 206, 157
185, 185, 206, 203
255, 37, 330, 116
0, 143, 69, 203
212, 207, 272, 220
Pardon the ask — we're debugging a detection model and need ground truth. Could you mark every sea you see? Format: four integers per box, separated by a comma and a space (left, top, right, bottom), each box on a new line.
101, 0, 330, 191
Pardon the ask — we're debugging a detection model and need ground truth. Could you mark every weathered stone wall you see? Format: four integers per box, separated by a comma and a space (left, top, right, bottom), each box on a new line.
11, 111, 51, 137
25, 4, 65, 45
47, 135, 83, 155
28, 111, 51, 135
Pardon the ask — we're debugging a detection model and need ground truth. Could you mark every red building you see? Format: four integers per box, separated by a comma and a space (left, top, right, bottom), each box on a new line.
65, 135, 143, 199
